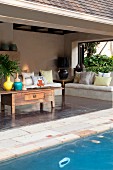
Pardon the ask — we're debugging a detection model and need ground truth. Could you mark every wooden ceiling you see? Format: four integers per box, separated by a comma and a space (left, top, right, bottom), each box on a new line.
13, 24, 76, 35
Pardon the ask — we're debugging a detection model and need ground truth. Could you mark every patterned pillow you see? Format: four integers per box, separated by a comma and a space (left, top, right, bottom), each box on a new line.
22, 72, 34, 86
32, 75, 47, 85
40, 70, 53, 83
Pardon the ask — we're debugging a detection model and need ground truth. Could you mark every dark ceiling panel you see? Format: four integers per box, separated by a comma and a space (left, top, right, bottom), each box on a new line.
13, 23, 76, 35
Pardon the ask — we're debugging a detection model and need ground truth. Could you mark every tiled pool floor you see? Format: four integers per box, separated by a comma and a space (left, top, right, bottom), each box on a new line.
0, 96, 113, 161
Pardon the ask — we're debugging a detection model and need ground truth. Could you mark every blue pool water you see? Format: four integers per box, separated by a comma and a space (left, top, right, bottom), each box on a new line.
1, 130, 113, 170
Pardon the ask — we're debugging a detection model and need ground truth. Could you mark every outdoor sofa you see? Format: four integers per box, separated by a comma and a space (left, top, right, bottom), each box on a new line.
21, 71, 62, 95
65, 72, 113, 102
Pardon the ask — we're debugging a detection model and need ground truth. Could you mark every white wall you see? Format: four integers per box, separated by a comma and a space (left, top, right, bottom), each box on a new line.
13, 30, 64, 75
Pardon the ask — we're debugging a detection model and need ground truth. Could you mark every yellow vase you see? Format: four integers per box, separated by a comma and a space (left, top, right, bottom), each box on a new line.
3, 76, 13, 91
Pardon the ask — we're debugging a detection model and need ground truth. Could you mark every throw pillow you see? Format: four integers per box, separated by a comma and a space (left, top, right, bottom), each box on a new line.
98, 72, 111, 77
94, 76, 112, 86
74, 72, 81, 83
22, 72, 34, 86
40, 70, 53, 83
32, 75, 47, 85
89, 72, 96, 84
79, 72, 92, 85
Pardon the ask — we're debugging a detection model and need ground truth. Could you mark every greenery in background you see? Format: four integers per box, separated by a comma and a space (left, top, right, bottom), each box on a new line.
84, 42, 100, 57
0, 54, 20, 78
84, 54, 113, 73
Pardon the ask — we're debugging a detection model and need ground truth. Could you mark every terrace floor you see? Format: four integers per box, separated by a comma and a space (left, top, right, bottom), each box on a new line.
0, 95, 113, 161
0, 95, 112, 130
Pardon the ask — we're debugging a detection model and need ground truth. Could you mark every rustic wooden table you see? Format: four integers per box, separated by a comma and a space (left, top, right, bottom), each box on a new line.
0, 87, 56, 116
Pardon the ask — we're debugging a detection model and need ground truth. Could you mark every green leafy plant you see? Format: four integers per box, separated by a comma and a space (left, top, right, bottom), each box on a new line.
0, 54, 20, 79
84, 54, 113, 73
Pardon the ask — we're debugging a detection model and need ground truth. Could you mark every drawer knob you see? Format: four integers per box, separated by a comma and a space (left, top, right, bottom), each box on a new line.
33, 94, 36, 98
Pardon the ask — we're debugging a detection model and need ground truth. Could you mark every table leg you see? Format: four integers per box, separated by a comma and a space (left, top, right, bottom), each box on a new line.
11, 105, 15, 115
1, 95, 5, 115
12, 114, 16, 127
40, 103, 43, 111
1, 102, 5, 111
11, 94, 15, 116
1, 103, 5, 115
62, 81, 65, 96
51, 100, 55, 108
62, 94, 65, 108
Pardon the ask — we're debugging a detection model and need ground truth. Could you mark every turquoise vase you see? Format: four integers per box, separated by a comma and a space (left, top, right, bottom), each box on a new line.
14, 82, 22, 90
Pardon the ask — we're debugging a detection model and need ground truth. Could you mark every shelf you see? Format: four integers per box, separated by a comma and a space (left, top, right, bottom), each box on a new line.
0, 51, 20, 60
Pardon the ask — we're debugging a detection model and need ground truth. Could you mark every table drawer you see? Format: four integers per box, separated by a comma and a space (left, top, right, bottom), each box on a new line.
25, 93, 44, 101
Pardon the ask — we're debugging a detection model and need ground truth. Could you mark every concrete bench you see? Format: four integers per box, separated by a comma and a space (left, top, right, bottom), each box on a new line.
65, 83, 113, 101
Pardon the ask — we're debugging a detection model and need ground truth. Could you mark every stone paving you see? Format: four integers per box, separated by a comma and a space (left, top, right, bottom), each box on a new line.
0, 108, 113, 162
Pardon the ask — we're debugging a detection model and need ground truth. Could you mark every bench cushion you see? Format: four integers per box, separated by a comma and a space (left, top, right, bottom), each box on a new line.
26, 83, 61, 89
65, 83, 113, 92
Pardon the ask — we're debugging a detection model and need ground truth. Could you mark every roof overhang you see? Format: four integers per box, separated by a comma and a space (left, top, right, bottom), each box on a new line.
0, 0, 113, 26
0, 0, 113, 36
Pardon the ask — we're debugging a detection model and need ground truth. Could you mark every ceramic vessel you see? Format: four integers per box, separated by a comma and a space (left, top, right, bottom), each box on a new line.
14, 73, 20, 82
58, 69, 68, 80
3, 76, 13, 91
14, 82, 22, 90
14, 73, 22, 90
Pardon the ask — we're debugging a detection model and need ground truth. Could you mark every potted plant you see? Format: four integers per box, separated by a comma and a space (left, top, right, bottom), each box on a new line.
0, 54, 20, 91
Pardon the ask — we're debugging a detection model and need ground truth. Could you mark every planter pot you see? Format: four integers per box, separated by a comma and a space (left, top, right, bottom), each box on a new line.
58, 69, 68, 80
1, 43, 9, 51
3, 76, 13, 91
9, 44, 17, 51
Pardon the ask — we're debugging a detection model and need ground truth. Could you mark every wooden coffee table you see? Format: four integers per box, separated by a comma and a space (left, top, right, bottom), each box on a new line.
0, 87, 56, 116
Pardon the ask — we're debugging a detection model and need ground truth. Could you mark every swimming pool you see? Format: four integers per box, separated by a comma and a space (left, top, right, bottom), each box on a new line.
0, 129, 113, 170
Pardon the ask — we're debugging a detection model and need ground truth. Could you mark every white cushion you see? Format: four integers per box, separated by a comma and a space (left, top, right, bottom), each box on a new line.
44, 83, 61, 87
26, 83, 61, 89
26, 85, 40, 89
65, 83, 113, 91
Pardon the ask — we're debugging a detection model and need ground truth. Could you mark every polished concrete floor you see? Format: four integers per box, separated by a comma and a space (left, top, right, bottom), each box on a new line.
0, 95, 112, 131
